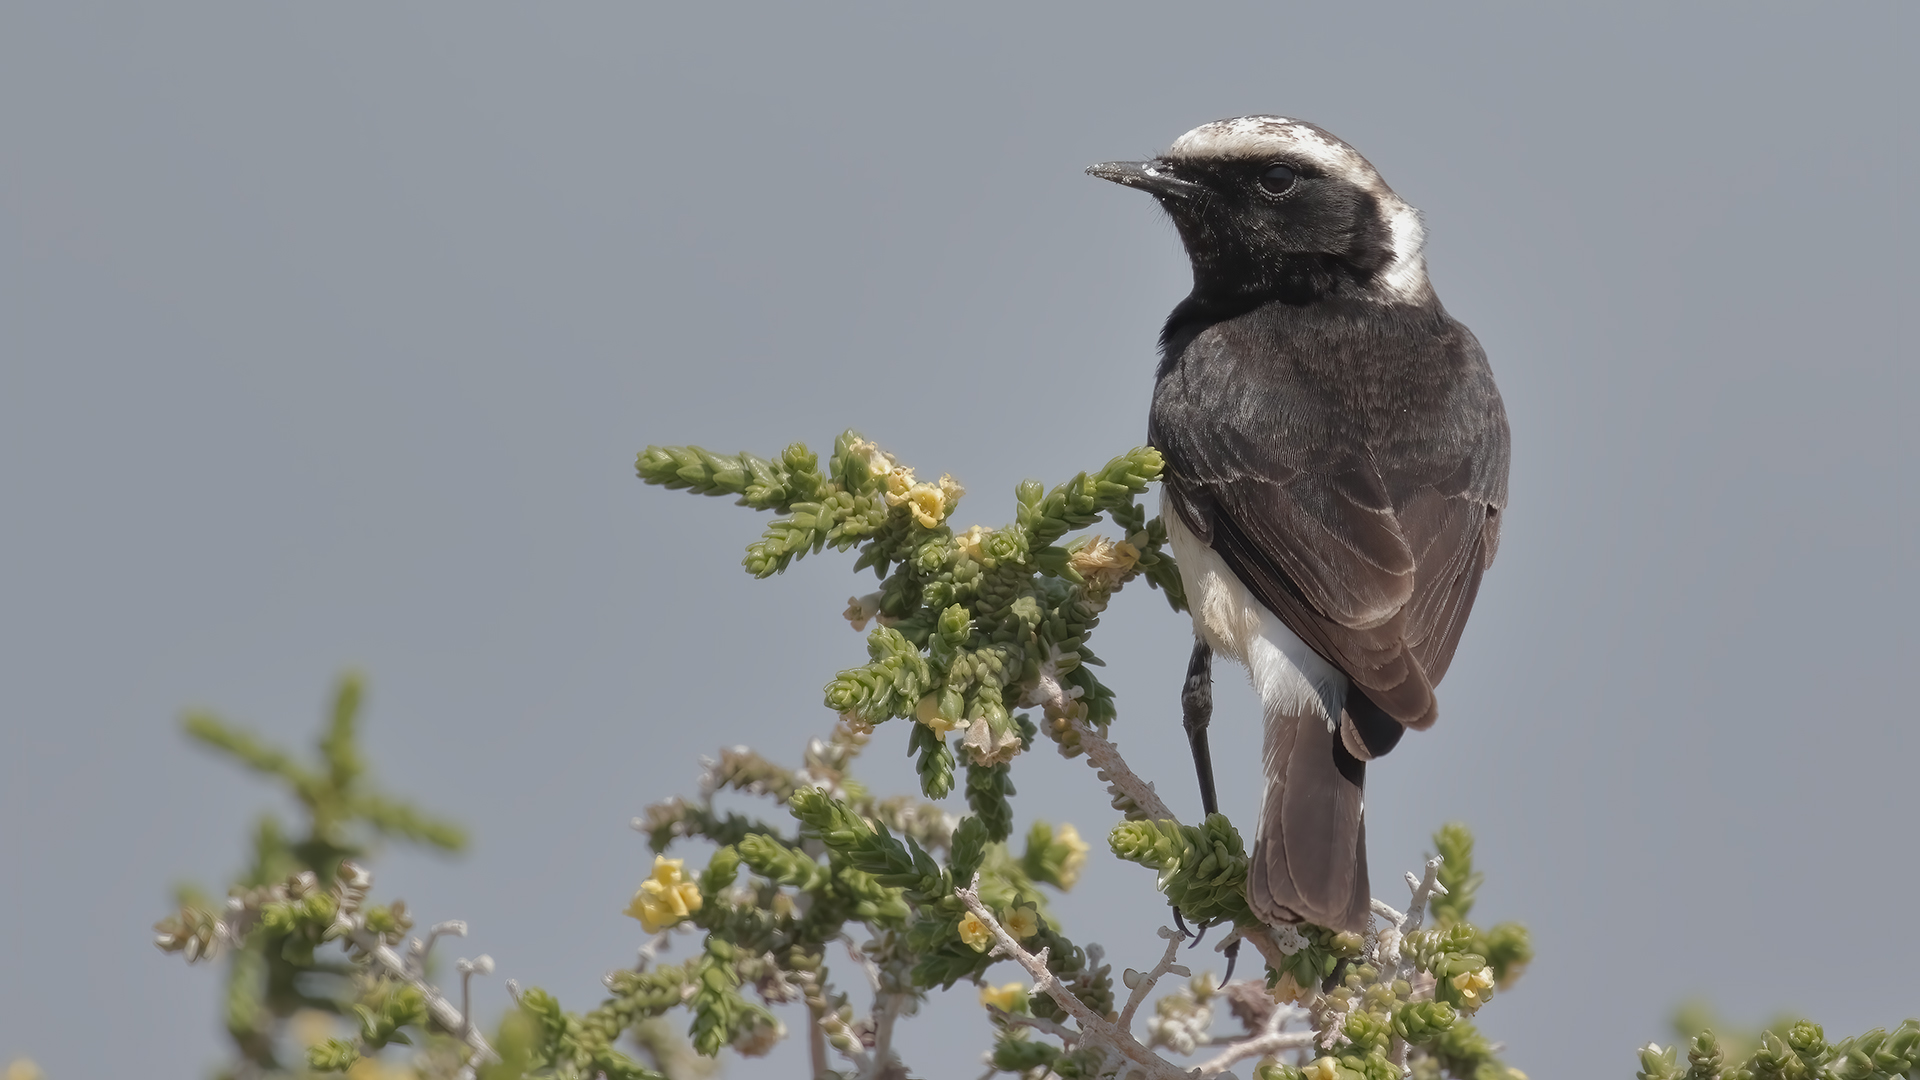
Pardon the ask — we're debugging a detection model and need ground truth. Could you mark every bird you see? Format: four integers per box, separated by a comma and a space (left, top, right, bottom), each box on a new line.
1088, 117, 1509, 933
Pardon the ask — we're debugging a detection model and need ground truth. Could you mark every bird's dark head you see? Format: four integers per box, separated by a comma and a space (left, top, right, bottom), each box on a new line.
1089, 116, 1430, 308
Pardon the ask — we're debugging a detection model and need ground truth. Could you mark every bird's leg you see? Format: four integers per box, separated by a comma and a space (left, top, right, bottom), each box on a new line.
1182, 638, 1218, 817
1180, 638, 1241, 975
1169, 638, 1217, 942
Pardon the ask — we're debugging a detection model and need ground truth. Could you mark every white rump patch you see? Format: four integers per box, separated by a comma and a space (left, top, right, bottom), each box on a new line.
1163, 494, 1348, 725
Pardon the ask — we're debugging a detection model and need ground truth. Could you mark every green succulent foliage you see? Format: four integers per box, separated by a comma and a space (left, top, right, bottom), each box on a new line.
1427, 822, 1533, 988
1108, 814, 1256, 928
154, 675, 464, 1079
513, 986, 670, 1080
1019, 819, 1089, 891
1645, 1019, 1920, 1080
1400, 924, 1492, 1013
1279, 924, 1365, 997
685, 939, 776, 1058
1413, 1015, 1520, 1080
182, 674, 467, 865
991, 1030, 1061, 1072
967, 761, 1017, 842
159, 436, 1913, 1080
639, 432, 1184, 803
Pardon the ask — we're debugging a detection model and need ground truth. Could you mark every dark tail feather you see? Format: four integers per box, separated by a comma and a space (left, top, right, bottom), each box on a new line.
1247, 710, 1371, 933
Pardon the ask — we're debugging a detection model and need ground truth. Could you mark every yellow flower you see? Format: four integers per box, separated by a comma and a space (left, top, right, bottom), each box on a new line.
904, 482, 947, 528
731, 1015, 786, 1057
883, 465, 918, 501
1067, 535, 1140, 592
623, 855, 704, 932
954, 524, 989, 562
846, 437, 892, 478
958, 911, 993, 951
961, 716, 1022, 766
979, 982, 1026, 1012
843, 592, 882, 631
1004, 907, 1040, 939
7, 1061, 45, 1080
1271, 970, 1309, 1004
938, 473, 965, 508
1054, 824, 1089, 889
915, 694, 960, 737
1452, 966, 1496, 1010
1304, 1058, 1341, 1080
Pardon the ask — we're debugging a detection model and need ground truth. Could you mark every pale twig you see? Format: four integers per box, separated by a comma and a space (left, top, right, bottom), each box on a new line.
1370, 898, 1406, 928
349, 928, 497, 1065
634, 931, 671, 972
1383, 857, 1446, 1071
956, 876, 1189, 1080
406, 919, 469, 978
455, 955, 495, 1039
1190, 995, 1316, 1077
836, 934, 906, 1079
1064, 717, 1173, 821
793, 968, 872, 1077
865, 993, 905, 1080
1118, 927, 1190, 1030
1401, 856, 1447, 935
808, 1011, 831, 1079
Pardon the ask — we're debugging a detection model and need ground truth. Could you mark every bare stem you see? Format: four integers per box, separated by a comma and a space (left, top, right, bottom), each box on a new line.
808, 1005, 832, 1079
1402, 856, 1447, 935
1064, 717, 1173, 821
350, 929, 497, 1065
957, 876, 1190, 1080
1191, 998, 1315, 1078
1118, 927, 1189, 1031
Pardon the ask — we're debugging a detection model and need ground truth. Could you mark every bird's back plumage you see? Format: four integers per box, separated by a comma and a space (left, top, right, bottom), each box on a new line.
1152, 297, 1507, 930
1152, 298, 1509, 728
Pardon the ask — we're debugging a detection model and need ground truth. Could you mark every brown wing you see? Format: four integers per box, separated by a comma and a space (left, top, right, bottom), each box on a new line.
1150, 301, 1509, 730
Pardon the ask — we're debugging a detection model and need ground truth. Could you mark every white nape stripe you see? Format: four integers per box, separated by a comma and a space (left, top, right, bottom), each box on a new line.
1377, 197, 1430, 304
1162, 492, 1348, 729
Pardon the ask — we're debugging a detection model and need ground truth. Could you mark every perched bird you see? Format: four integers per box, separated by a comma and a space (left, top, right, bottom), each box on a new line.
1089, 117, 1509, 933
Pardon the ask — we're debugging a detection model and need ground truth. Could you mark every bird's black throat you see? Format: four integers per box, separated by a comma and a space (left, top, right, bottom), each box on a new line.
1156, 200, 1401, 373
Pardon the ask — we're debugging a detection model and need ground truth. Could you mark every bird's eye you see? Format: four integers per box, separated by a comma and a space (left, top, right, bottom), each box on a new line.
1258, 164, 1297, 196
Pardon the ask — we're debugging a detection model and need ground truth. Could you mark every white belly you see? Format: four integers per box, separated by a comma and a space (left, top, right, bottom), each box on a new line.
1162, 491, 1348, 730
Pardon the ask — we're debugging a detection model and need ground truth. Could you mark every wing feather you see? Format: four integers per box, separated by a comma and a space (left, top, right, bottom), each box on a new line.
1151, 300, 1508, 733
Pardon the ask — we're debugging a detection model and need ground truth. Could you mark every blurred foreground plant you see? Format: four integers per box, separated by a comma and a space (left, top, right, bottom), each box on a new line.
152, 433, 1915, 1079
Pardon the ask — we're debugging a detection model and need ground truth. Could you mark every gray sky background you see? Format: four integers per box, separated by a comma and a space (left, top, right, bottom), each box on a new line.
3, 5, 1916, 1078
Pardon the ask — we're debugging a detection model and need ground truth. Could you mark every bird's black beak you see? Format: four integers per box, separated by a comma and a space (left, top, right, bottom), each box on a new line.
1085, 159, 1204, 200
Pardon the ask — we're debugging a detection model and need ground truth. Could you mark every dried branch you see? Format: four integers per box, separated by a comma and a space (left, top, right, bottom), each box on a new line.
1118, 927, 1190, 1030
957, 876, 1190, 1080
1402, 856, 1447, 935
350, 927, 497, 1066
1064, 717, 1173, 821
1190, 992, 1315, 1077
